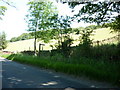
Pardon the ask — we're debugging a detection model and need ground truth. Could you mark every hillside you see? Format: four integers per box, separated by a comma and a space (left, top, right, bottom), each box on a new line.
4, 28, 118, 52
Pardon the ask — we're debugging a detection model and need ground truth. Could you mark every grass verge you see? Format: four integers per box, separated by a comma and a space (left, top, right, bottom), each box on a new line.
1, 54, 120, 86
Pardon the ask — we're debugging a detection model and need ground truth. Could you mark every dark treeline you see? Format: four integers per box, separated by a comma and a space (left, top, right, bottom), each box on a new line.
9, 33, 34, 42
9, 25, 101, 42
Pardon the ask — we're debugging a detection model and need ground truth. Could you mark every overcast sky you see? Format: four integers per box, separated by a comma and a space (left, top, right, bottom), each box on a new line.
0, 0, 91, 40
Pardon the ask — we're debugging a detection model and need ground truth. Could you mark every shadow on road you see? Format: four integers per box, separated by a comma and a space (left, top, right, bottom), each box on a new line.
1, 58, 88, 88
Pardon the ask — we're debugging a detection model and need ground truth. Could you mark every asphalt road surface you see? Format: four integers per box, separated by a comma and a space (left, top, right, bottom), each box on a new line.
0, 57, 117, 89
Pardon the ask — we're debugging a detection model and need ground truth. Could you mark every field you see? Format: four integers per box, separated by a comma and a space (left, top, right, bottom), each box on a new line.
4, 27, 117, 52
1, 27, 120, 86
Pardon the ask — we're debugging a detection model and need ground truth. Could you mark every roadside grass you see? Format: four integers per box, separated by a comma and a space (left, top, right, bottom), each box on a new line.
3, 53, 120, 86
0, 53, 10, 58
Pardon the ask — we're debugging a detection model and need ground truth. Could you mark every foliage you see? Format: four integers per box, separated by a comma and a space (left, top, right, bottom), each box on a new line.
20, 51, 35, 56
102, 15, 120, 42
71, 43, 120, 63
66, 1, 120, 36
26, 0, 57, 54
0, 6, 7, 20
72, 25, 94, 58
68, 2, 120, 24
26, 0, 57, 32
49, 14, 72, 50
10, 33, 34, 42
36, 30, 54, 43
60, 37, 73, 57
110, 15, 120, 33
51, 15, 73, 57
0, 31, 7, 50
79, 26, 94, 45
0, 0, 16, 20
102, 15, 120, 33
91, 43, 120, 61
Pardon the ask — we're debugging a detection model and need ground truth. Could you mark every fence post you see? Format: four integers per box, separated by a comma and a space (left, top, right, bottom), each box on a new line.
39, 44, 41, 56
97, 40, 100, 46
39, 43, 45, 56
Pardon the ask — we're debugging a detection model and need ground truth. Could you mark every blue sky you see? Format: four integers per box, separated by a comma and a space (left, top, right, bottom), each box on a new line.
0, 0, 91, 40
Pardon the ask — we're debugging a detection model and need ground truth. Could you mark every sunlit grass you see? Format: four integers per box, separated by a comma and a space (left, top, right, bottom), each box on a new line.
3, 54, 120, 86
91, 27, 117, 41
5, 28, 117, 52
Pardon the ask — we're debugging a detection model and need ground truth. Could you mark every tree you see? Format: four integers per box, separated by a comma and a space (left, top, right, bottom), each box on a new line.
79, 26, 94, 47
0, 31, 7, 50
48, 14, 73, 57
109, 15, 120, 42
67, 1, 120, 29
10, 33, 34, 42
10, 37, 18, 42
26, 0, 57, 55
64, 1, 120, 43
36, 30, 54, 43
110, 15, 120, 33
49, 14, 72, 49
0, 5, 7, 20
0, 0, 16, 20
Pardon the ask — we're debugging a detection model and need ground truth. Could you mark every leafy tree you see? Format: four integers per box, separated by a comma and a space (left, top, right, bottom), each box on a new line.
26, 0, 57, 55
0, 5, 7, 20
75, 26, 93, 58
64, 1, 120, 44
10, 37, 18, 42
68, 2, 119, 23
36, 30, 54, 43
66, 2, 120, 30
10, 33, 34, 42
0, 31, 7, 50
110, 15, 120, 42
18, 33, 33, 40
61, 36, 73, 57
49, 14, 72, 49
79, 26, 94, 46
110, 15, 120, 33
48, 14, 73, 57
0, 0, 16, 20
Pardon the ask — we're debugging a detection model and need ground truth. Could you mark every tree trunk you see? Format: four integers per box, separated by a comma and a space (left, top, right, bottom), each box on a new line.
34, 19, 38, 56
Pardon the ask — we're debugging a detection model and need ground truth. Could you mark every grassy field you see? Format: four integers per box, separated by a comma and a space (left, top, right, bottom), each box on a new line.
1, 27, 120, 86
4, 27, 117, 52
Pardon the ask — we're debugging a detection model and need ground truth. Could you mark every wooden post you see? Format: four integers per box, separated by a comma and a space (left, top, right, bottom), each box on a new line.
39, 44, 41, 56
42, 45, 43, 51
39, 43, 45, 56
97, 40, 100, 46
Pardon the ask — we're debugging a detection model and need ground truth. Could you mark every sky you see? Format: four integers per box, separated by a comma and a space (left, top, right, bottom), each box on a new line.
0, 0, 92, 40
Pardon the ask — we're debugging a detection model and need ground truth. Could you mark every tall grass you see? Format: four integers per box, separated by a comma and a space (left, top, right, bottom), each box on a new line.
71, 43, 120, 62
4, 53, 120, 86
1, 42, 120, 86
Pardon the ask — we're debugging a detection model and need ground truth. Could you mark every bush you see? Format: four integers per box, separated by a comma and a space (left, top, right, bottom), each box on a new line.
50, 53, 65, 62
20, 51, 35, 55
71, 43, 120, 62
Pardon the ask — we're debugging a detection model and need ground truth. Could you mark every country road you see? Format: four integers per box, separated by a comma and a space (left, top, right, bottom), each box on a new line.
0, 57, 118, 89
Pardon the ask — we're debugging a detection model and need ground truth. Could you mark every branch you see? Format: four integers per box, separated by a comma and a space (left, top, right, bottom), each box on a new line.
100, 2, 113, 23
1, 0, 16, 8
